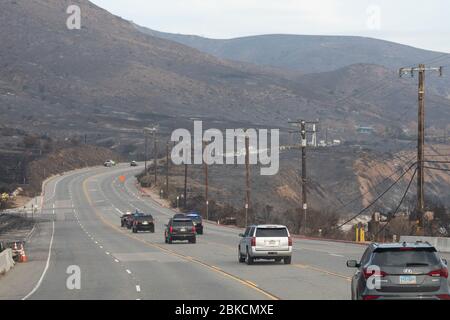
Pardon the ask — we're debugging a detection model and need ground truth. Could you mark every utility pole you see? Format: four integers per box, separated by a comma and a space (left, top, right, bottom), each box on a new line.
184, 164, 188, 209
245, 134, 251, 226
144, 126, 158, 183
144, 133, 148, 173
153, 130, 157, 186
289, 120, 318, 234
203, 141, 209, 221
400, 65, 443, 220
300, 121, 307, 235
166, 141, 170, 198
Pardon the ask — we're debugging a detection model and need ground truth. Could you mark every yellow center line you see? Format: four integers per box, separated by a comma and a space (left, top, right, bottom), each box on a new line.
293, 264, 352, 282
82, 173, 279, 301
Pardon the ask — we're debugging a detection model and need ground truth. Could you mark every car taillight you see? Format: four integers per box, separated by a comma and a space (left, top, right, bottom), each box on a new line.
169, 226, 173, 233
428, 268, 448, 278
251, 237, 256, 247
363, 268, 388, 279
288, 237, 293, 246
437, 294, 450, 300
362, 295, 381, 300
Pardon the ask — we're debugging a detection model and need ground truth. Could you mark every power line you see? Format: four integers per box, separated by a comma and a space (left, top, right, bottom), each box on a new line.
423, 165, 450, 172
335, 155, 417, 212
336, 162, 417, 229
374, 167, 418, 238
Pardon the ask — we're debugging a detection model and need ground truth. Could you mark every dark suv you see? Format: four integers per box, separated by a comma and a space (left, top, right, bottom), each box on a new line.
186, 213, 203, 235
347, 242, 450, 300
132, 215, 155, 233
165, 218, 196, 244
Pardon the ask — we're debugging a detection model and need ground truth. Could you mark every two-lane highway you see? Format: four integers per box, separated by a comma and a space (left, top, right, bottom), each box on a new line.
0, 164, 369, 300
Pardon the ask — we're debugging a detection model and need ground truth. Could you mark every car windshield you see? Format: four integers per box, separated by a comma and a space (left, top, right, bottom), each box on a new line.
372, 249, 440, 267
255, 228, 288, 237
187, 215, 201, 222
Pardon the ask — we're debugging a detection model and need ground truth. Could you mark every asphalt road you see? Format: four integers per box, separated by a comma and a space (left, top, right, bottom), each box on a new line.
2, 163, 445, 300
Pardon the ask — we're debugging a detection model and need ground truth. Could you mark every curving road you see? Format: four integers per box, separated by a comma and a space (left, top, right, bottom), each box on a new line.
0, 164, 371, 300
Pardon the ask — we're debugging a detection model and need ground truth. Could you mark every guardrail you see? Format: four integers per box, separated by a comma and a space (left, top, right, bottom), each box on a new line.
400, 236, 450, 253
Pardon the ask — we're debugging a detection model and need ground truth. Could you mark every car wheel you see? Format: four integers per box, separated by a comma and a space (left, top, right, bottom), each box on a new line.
238, 247, 246, 263
284, 257, 292, 265
275, 258, 282, 263
246, 249, 254, 265
190, 237, 196, 244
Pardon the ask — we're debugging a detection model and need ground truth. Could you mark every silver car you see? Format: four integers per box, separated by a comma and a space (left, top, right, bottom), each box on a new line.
238, 224, 292, 265
347, 241, 450, 300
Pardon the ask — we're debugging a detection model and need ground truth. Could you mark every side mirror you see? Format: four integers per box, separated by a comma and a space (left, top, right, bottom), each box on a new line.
346, 260, 360, 268
239, 233, 245, 237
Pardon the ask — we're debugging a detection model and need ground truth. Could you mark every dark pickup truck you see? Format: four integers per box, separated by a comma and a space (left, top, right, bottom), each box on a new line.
132, 214, 155, 233
164, 218, 196, 244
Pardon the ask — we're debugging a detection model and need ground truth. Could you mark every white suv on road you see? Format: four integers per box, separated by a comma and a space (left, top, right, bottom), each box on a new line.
238, 225, 293, 265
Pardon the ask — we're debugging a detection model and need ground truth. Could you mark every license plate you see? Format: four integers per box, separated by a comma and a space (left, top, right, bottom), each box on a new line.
180, 228, 186, 232
266, 240, 278, 247
399, 275, 417, 285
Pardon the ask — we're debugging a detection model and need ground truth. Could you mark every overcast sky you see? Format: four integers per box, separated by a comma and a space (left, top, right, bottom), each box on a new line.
91, 0, 450, 53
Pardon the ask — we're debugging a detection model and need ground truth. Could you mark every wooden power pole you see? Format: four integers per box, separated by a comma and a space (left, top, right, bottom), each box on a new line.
289, 119, 318, 235
245, 134, 251, 227
203, 141, 209, 221
166, 141, 170, 198
400, 65, 443, 219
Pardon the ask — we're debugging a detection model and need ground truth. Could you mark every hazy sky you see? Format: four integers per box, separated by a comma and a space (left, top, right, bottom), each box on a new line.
91, 0, 450, 53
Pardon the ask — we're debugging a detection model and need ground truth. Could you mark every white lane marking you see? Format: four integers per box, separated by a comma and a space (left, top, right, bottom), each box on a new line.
329, 253, 345, 258
99, 246, 103, 249
136, 285, 141, 292
114, 207, 124, 216
126, 269, 132, 274
106, 252, 110, 255
114, 259, 120, 263
22, 218, 55, 300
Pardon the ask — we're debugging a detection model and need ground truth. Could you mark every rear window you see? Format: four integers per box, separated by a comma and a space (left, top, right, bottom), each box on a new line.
372, 249, 440, 267
255, 228, 288, 237
173, 220, 193, 227
135, 216, 153, 221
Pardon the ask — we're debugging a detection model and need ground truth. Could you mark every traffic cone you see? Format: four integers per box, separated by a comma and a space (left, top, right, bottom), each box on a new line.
19, 243, 28, 263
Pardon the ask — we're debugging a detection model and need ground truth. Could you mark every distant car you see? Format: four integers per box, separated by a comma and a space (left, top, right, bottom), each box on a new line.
347, 241, 450, 300
238, 225, 292, 265
186, 212, 203, 235
120, 212, 132, 227
173, 213, 186, 219
165, 218, 196, 244
132, 214, 154, 233
104, 160, 116, 167
130, 161, 138, 167
126, 211, 144, 229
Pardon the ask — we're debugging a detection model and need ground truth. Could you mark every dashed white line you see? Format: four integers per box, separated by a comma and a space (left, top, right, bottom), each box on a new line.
114, 259, 120, 263
329, 253, 345, 258
126, 269, 132, 274
136, 285, 141, 292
